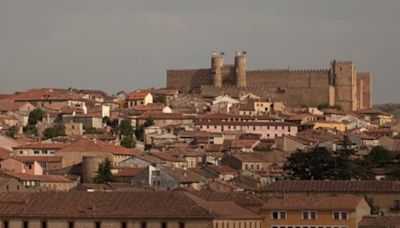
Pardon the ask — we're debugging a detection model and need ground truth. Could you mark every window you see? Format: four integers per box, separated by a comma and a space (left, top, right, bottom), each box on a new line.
161, 222, 167, 228
121, 222, 127, 228
34, 150, 40, 155
333, 211, 348, 220
4, 221, 9, 228
68, 222, 74, 228
179, 223, 185, 228
141, 222, 147, 228
41, 221, 47, 228
23, 221, 28, 228
302, 211, 317, 220
271, 211, 286, 219
95, 222, 101, 228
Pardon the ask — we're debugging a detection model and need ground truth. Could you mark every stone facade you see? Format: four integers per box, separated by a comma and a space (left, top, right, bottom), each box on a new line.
167, 53, 372, 111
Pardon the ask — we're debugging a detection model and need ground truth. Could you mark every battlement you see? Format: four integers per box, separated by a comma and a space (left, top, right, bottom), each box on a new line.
247, 68, 330, 73
331, 60, 353, 64
201, 83, 327, 90
167, 68, 209, 72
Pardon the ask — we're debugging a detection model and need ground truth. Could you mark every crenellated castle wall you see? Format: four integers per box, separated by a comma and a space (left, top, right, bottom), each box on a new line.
166, 54, 372, 111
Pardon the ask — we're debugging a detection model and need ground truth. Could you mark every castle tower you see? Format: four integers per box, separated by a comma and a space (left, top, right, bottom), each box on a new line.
211, 52, 223, 88
331, 60, 357, 111
234, 52, 247, 88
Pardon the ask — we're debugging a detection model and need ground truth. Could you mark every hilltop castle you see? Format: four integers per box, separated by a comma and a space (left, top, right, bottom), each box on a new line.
166, 52, 372, 111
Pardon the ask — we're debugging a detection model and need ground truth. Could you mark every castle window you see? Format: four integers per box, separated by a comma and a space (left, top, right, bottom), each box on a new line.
4, 221, 9, 228
23, 221, 28, 228
68, 222, 74, 228
141, 222, 147, 228
41, 221, 47, 228
161, 222, 167, 228
332, 211, 347, 220
179, 223, 185, 228
302, 211, 317, 220
272, 211, 286, 220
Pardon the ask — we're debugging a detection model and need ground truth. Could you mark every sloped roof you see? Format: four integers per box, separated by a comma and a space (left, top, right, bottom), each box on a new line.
127, 91, 150, 100
231, 139, 260, 149
263, 195, 364, 211
185, 193, 261, 220
0, 191, 213, 219
13, 143, 68, 150
263, 180, 400, 193
0, 148, 11, 160
57, 138, 140, 156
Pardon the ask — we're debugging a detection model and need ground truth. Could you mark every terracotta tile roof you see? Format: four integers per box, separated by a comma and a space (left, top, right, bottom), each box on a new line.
195, 120, 296, 126
162, 167, 206, 183
57, 138, 139, 156
184, 190, 264, 208
0, 191, 213, 219
185, 193, 261, 219
127, 91, 150, 100
14, 156, 63, 163
359, 216, 400, 227
1, 171, 72, 183
150, 152, 185, 162
0, 148, 11, 160
113, 167, 144, 177
205, 165, 239, 175
231, 139, 260, 149
133, 154, 166, 165
0, 177, 15, 187
13, 143, 68, 150
11, 88, 84, 102
229, 151, 289, 163
263, 180, 400, 193
131, 104, 165, 112
0, 100, 32, 112
263, 195, 364, 211
138, 111, 191, 120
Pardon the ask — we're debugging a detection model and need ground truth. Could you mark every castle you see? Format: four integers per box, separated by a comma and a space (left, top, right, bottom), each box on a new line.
166, 52, 372, 111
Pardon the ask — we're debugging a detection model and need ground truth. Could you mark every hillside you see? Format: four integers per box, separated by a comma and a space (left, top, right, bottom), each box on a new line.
374, 103, 400, 117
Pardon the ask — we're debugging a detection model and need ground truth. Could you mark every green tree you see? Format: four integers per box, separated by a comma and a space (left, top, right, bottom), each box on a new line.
285, 142, 374, 180
364, 146, 392, 168
284, 147, 335, 180
153, 96, 166, 104
24, 108, 44, 135
6, 125, 19, 139
135, 126, 144, 141
121, 135, 136, 148
134, 117, 155, 141
143, 117, 155, 127
43, 125, 66, 139
92, 158, 113, 183
84, 127, 105, 135
27, 108, 44, 126
120, 119, 133, 137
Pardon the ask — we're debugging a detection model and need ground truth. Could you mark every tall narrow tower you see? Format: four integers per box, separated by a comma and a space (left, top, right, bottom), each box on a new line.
331, 60, 357, 111
235, 52, 247, 87
211, 52, 223, 88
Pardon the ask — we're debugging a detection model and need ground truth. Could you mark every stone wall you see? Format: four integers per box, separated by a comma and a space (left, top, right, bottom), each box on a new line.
200, 85, 331, 107
167, 69, 212, 93
246, 69, 330, 88
356, 72, 372, 109
166, 57, 371, 111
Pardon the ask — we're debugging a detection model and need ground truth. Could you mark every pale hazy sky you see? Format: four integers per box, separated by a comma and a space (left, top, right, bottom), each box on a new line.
0, 0, 399, 104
